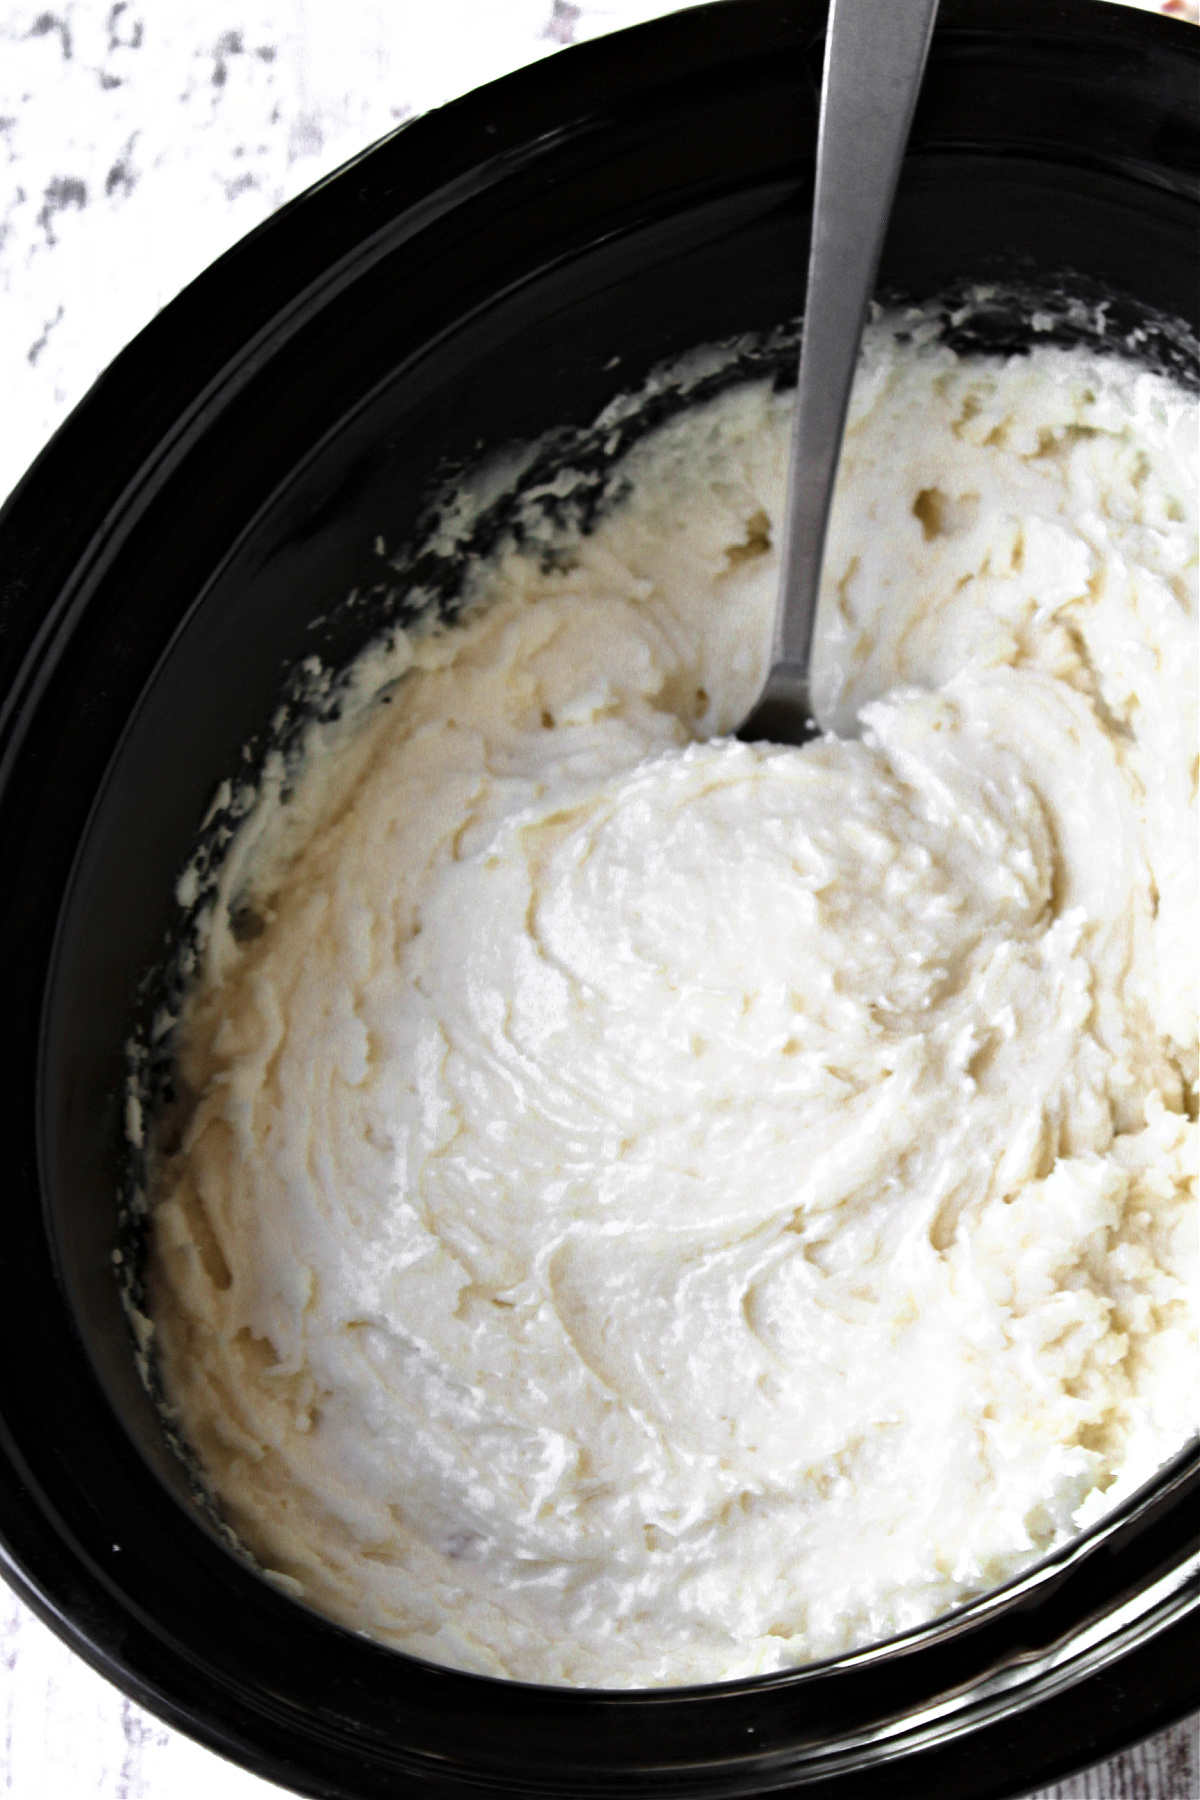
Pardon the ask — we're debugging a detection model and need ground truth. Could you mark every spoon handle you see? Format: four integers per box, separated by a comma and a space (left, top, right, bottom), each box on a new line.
772, 0, 940, 694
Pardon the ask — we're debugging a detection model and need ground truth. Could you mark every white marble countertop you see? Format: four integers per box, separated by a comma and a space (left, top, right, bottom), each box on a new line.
0, 3, 1196, 1796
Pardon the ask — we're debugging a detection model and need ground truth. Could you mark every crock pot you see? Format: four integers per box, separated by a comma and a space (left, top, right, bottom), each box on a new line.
0, 2, 1196, 1795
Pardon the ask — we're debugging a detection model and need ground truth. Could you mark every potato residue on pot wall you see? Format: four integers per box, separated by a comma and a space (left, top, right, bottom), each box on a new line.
146, 322, 1198, 1687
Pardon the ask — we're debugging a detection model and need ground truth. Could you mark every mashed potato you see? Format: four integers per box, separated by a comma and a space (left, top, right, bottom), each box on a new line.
147, 321, 1198, 1686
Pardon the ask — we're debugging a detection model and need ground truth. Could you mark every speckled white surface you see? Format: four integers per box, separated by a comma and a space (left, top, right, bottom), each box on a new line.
0, 0, 688, 506
0, 2, 1195, 1795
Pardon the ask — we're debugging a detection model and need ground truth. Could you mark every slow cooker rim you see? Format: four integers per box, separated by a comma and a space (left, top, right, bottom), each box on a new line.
1, 2, 1197, 1796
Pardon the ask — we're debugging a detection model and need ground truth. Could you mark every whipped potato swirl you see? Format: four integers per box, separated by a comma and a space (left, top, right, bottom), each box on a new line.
148, 325, 1198, 1686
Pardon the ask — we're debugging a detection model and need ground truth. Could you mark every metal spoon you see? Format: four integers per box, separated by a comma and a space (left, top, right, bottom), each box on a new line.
737, 0, 940, 745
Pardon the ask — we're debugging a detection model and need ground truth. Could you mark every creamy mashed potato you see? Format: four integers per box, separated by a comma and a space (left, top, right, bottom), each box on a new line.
147, 322, 1198, 1687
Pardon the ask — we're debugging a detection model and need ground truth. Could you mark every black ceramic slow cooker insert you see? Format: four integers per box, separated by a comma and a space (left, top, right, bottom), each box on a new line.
0, 3, 1196, 1796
